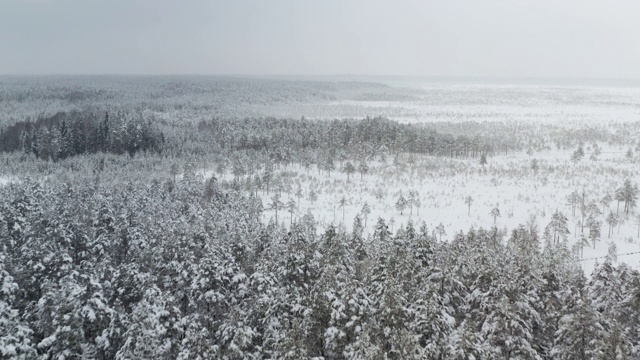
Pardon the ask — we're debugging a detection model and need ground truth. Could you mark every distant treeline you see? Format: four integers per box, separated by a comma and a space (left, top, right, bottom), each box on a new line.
1, 112, 519, 163
0, 111, 165, 160
197, 116, 517, 162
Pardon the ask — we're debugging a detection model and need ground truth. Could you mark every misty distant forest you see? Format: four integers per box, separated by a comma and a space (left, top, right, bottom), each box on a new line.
3, 76, 640, 360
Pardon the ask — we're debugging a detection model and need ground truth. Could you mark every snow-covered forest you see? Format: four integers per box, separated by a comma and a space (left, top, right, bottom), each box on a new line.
2, 76, 640, 358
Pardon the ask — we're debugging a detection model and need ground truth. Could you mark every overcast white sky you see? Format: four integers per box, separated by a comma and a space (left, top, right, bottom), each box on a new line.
1, 0, 639, 78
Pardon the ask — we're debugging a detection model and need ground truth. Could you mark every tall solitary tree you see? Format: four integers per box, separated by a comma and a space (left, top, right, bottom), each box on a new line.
357, 162, 369, 179
325, 156, 336, 177
338, 196, 348, 221
436, 223, 446, 241
295, 185, 303, 207
396, 194, 408, 215
606, 212, 618, 238
490, 204, 501, 225
566, 191, 580, 217
616, 179, 639, 215
588, 219, 601, 248
262, 164, 273, 194
170, 163, 179, 184
343, 161, 356, 182
269, 193, 284, 224
465, 195, 473, 216
287, 198, 297, 225
361, 202, 371, 228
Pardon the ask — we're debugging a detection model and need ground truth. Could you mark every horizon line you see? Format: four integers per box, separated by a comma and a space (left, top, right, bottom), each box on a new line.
0, 73, 639, 80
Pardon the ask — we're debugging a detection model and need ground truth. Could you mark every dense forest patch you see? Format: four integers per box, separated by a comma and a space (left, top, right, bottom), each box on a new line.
0, 110, 164, 159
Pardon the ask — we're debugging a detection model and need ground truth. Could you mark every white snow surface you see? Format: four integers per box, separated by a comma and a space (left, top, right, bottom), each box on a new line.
209, 145, 640, 276
0, 176, 15, 187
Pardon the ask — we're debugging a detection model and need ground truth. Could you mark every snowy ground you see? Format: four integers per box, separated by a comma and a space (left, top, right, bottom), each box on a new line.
201, 82, 640, 124
0, 176, 14, 187
215, 147, 640, 276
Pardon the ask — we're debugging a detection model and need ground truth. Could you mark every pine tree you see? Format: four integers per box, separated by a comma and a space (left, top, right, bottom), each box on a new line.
623, 270, 640, 355
262, 163, 273, 194
360, 202, 371, 228
325, 156, 336, 177
116, 287, 180, 359
480, 153, 488, 167
307, 188, 318, 204
606, 212, 618, 238
295, 184, 303, 207
99, 111, 110, 151
367, 253, 419, 358
571, 145, 584, 163
357, 162, 369, 179
373, 218, 391, 243
287, 197, 297, 225
338, 196, 348, 221
436, 223, 446, 241
490, 204, 501, 225
395, 194, 408, 215
616, 179, 639, 215
534, 265, 564, 358
567, 190, 580, 217
269, 193, 285, 224
588, 218, 602, 248
0, 255, 36, 359
546, 210, 570, 244
588, 260, 633, 358
464, 195, 473, 216
343, 161, 356, 181
552, 274, 607, 360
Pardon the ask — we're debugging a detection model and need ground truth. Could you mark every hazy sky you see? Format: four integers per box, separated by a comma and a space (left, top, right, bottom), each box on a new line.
2, 0, 640, 78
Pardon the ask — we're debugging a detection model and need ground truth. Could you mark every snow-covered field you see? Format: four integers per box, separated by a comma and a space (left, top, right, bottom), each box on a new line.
184, 81, 640, 123
195, 81, 640, 277
320, 83, 640, 125
238, 146, 640, 276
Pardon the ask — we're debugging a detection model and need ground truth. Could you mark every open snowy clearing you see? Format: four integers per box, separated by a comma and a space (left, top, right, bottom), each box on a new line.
209, 147, 640, 275
0, 176, 15, 187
